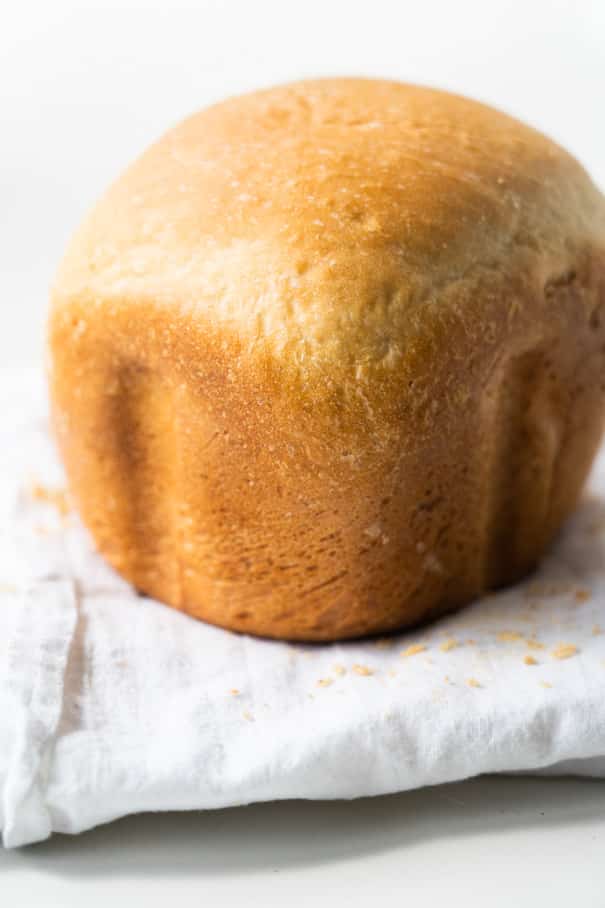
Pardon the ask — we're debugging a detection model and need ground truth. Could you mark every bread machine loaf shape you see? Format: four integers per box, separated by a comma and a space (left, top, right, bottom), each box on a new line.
48, 79, 605, 641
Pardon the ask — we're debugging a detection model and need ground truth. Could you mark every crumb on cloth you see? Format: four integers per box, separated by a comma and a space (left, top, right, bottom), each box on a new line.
497, 630, 523, 642
352, 664, 374, 676
373, 638, 393, 649
401, 643, 426, 658
524, 582, 572, 599
28, 482, 71, 517
551, 644, 579, 661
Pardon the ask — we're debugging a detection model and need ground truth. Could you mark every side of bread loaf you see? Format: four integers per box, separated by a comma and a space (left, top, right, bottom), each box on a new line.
49, 79, 605, 640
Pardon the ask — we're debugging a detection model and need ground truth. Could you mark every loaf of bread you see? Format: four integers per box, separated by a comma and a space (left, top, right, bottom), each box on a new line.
48, 79, 605, 640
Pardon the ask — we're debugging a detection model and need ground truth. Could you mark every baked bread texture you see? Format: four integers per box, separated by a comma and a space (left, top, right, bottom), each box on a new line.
48, 79, 605, 640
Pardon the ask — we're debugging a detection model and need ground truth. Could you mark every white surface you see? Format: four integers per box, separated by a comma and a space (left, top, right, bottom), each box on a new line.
1, 0, 604, 900
2, 370, 605, 851
0, 777, 604, 908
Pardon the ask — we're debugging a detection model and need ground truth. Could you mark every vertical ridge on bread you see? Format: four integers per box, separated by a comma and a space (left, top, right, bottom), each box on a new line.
48, 79, 605, 640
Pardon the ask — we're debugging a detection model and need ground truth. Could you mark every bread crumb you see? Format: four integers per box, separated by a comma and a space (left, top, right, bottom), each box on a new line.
467, 677, 481, 688
524, 582, 571, 599
524, 655, 538, 666
317, 677, 333, 687
552, 643, 579, 661
352, 664, 374, 676
373, 637, 393, 649
333, 664, 346, 676
539, 681, 553, 688
387, 669, 398, 678
592, 624, 602, 636
242, 710, 254, 721
497, 630, 522, 642
574, 588, 591, 603
526, 639, 545, 650
465, 639, 477, 646
440, 639, 458, 652
229, 688, 240, 696
29, 482, 71, 517
401, 643, 426, 658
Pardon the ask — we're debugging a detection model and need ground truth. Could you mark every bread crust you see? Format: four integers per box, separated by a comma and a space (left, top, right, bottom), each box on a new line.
49, 79, 605, 640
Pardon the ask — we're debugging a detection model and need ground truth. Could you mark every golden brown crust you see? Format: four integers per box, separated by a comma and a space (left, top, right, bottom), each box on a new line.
49, 79, 605, 640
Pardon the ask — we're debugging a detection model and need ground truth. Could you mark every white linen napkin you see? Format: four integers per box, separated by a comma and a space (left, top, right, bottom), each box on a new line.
1, 368, 604, 848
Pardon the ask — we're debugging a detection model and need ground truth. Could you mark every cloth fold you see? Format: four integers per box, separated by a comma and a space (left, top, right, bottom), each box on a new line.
1, 368, 605, 848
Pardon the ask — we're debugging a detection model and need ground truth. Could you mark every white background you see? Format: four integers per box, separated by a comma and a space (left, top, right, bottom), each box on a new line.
2, 1, 605, 904
2, 0, 605, 370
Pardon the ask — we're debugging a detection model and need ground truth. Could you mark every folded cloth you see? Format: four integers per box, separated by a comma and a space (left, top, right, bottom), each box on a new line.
1, 368, 605, 848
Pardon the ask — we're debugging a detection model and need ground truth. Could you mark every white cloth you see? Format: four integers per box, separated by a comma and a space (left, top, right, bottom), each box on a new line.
1, 368, 605, 849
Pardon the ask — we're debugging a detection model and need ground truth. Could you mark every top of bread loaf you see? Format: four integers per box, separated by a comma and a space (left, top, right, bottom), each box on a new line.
53, 78, 605, 382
